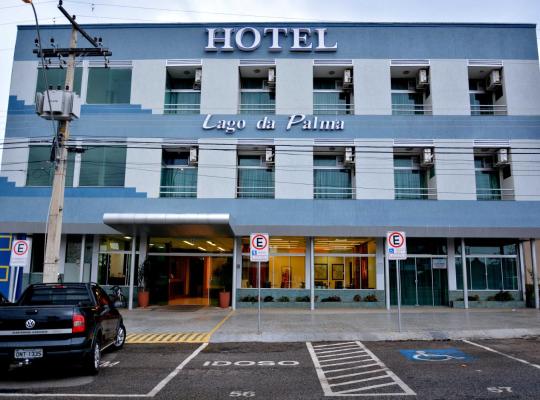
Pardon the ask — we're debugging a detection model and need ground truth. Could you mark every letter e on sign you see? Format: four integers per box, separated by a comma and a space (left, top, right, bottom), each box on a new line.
387, 231, 407, 260
250, 233, 269, 262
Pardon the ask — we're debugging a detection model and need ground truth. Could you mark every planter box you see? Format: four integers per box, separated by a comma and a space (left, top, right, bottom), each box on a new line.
452, 300, 525, 309
237, 301, 311, 309
317, 301, 384, 309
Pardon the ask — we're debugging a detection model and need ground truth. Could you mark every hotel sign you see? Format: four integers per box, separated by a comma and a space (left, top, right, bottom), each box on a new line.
205, 27, 338, 52
202, 114, 344, 134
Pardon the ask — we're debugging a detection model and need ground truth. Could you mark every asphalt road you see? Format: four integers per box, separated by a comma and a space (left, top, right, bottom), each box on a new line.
0, 338, 538, 399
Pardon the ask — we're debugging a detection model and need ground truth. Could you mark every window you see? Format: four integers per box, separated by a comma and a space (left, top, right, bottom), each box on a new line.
394, 155, 428, 199
237, 154, 274, 198
313, 155, 353, 199
456, 239, 519, 291
239, 77, 275, 114
36, 67, 83, 95
98, 236, 138, 287
26, 146, 75, 187
314, 238, 376, 289
475, 155, 501, 200
391, 78, 428, 115
86, 68, 132, 104
160, 150, 197, 197
164, 68, 200, 114
313, 76, 353, 115
79, 146, 126, 187
468, 68, 505, 115
241, 237, 305, 289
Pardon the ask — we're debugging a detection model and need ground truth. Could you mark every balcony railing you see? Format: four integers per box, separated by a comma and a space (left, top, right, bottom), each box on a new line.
313, 103, 354, 115
314, 186, 355, 199
160, 185, 197, 198
392, 104, 432, 115
470, 104, 507, 116
164, 90, 200, 114
476, 188, 514, 201
237, 186, 275, 199
238, 104, 275, 114
164, 103, 200, 114
395, 187, 437, 200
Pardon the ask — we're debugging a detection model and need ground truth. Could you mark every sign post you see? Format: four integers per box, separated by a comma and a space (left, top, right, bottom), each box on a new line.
250, 233, 269, 335
9, 239, 32, 302
387, 231, 407, 333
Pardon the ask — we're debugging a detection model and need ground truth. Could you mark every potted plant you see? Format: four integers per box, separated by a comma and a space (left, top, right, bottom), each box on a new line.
137, 259, 150, 308
217, 265, 232, 308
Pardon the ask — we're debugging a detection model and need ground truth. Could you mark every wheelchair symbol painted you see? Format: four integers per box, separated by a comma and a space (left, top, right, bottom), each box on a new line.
412, 350, 465, 361
400, 348, 472, 362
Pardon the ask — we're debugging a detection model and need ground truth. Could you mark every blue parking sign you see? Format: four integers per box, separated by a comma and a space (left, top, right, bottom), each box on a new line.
400, 348, 473, 362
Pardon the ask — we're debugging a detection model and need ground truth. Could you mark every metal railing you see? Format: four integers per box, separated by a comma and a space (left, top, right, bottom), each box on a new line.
470, 104, 507, 116
392, 104, 432, 115
313, 103, 354, 115
395, 187, 437, 200
238, 104, 275, 114
164, 103, 200, 114
476, 188, 514, 201
159, 185, 197, 198
237, 186, 275, 198
314, 186, 355, 199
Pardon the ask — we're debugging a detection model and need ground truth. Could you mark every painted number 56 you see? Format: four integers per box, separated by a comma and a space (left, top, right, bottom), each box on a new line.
229, 391, 255, 397
487, 387, 513, 393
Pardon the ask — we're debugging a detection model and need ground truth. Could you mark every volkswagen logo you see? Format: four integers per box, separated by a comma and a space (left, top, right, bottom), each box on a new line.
25, 319, 36, 329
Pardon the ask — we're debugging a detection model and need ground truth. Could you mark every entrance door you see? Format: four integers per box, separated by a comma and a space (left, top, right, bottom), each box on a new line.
390, 258, 448, 306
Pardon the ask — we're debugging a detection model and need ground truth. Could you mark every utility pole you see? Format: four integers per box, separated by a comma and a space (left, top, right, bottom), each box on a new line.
26, 0, 111, 282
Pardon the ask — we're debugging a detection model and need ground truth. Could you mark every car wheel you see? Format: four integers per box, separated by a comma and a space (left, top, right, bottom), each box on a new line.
112, 323, 126, 350
83, 338, 101, 375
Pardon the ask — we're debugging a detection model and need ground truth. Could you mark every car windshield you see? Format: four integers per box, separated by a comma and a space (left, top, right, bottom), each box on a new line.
19, 286, 92, 306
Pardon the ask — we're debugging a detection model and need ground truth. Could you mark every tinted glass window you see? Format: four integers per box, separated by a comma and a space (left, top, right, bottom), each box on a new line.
20, 286, 91, 306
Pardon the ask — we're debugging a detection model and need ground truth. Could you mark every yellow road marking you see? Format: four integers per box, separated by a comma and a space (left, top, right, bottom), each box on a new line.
126, 310, 234, 344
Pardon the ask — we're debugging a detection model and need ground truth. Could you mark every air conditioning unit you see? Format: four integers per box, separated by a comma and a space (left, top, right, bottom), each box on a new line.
495, 148, 509, 167
265, 147, 275, 165
342, 69, 353, 90
486, 69, 502, 91
344, 147, 355, 166
416, 69, 429, 90
267, 68, 276, 90
189, 147, 198, 165
193, 68, 202, 89
35, 90, 81, 121
420, 148, 434, 167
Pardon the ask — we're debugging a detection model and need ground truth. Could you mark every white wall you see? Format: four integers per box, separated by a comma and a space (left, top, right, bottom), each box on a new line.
130, 60, 167, 114
9, 61, 39, 105
434, 140, 476, 200
353, 59, 391, 115
200, 59, 239, 114
197, 138, 237, 198
275, 59, 313, 115
275, 139, 313, 199
504, 60, 540, 116
511, 139, 540, 200
430, 59, 470, 115
355, 139, 394, 199
124, 138, 162, 198
0, 138, 29, 186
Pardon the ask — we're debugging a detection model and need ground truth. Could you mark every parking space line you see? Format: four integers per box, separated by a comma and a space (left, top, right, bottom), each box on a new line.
463, 340, 540, 370
307, 341, 416, 396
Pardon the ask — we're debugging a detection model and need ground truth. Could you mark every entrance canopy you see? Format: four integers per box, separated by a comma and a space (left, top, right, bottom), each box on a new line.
103, 213, 233, 237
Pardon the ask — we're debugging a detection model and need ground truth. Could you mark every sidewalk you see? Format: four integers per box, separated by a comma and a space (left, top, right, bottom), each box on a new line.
122, 306, 540, 343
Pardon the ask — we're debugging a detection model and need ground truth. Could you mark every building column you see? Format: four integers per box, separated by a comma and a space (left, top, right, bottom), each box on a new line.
90, 235, 100, 283
128, 235, 137, 310
531, 239, 539, 310
384, 239, 390, 310
78, 235, 86, 282
58, 235, 67, 278
461, 238, 469, 309
309, 237, 315, 311
447, 238, 457, 291
375, 237, 385, 291
519, 242, 526, 302
232, 237, 238, 310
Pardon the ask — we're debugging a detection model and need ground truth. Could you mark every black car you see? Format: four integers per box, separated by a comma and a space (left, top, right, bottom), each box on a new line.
0, 283, 126, 374
0, 292, 9, 304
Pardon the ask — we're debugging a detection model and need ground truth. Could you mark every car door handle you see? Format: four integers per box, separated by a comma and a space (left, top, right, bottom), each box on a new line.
25, 309, 38, 315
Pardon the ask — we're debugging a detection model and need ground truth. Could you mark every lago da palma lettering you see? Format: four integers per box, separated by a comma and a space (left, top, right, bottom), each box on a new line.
202, 114, 345, 134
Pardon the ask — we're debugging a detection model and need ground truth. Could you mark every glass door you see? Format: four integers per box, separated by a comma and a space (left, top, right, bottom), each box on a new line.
416, 258, 434, 305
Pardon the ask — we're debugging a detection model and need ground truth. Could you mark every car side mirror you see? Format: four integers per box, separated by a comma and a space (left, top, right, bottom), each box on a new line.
113, 300, 123, 308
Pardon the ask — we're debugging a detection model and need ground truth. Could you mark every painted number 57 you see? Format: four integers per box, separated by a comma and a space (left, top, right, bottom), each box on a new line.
229, 391, 255, 397
487, 387, 513, 393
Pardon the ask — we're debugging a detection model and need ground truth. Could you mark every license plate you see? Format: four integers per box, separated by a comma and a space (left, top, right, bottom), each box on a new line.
14, 348, 43, 359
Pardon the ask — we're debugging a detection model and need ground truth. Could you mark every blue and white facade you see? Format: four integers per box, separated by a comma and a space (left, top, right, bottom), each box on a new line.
1, 22, 540, 309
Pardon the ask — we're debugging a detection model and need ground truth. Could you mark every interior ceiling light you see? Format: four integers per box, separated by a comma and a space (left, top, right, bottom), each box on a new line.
183, 70, 190, 75
207, 241, 217, 246
217, 247, 225, 251
198, 247, 207, 251
403, 70, 410, 75
253, 68, 261, 73
329, 70, 335, 75
183, 240, 195, 246
123, 236, 131, 240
